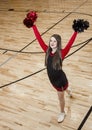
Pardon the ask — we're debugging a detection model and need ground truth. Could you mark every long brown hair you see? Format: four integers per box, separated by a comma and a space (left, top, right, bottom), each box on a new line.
45, 34, 62, 70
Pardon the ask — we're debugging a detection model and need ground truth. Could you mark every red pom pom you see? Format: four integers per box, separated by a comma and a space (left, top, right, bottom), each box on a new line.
23, 11, 37, 28
27, 11, 37, 22
23, 18, 33, 28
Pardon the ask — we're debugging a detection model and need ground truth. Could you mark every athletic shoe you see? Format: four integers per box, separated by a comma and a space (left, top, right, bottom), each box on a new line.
58, 112, 66, 123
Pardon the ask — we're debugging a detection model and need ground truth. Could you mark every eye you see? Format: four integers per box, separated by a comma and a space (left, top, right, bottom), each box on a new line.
54, 40, 57, 43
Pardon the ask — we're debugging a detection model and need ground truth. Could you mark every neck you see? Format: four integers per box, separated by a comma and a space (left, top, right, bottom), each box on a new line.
52, 48, 57, 54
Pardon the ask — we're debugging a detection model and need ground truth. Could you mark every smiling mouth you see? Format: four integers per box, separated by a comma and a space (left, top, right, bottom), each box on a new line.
51, 44, 55, 47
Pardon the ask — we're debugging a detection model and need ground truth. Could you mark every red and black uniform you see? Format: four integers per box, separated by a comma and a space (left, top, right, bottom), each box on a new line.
32, 25, 77, 91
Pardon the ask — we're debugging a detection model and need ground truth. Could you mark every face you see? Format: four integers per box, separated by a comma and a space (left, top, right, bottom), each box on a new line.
49, 37, 57, 49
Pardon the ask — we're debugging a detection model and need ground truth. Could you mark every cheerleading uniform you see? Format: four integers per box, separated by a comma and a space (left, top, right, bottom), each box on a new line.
32, 25, 77, 91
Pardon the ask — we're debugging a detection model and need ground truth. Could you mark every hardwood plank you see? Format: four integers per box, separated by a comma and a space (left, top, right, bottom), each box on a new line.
0, 0, 92, 130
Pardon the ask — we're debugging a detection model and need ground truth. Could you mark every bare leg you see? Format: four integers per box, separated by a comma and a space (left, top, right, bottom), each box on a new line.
57, 91, 66, 122
57, 91, 65, 112
66, 87, 72, 97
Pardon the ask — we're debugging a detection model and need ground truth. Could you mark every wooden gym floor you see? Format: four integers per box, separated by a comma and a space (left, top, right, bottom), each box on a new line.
0, 0, 92, 130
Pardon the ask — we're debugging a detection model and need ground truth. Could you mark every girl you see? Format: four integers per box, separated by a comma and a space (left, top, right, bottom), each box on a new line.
32, 25, 77, 122
23, 11, 89, 123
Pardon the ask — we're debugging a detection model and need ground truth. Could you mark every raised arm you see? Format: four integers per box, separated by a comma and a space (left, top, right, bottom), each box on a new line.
23, 11, 48, 52
32, 25, 48, 53
62, 31, 78, 59
62, 19, 89, 60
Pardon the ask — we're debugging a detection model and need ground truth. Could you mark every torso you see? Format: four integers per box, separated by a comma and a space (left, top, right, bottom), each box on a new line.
47, 52, 68, 88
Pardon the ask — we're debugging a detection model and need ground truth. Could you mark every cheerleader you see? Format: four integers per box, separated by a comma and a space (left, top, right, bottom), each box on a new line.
23, 12, 89, 123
